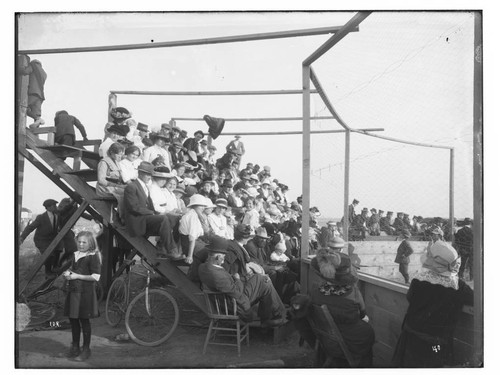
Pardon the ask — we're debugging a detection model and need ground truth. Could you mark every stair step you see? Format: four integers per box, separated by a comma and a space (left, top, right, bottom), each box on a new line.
65, 169, 97, 181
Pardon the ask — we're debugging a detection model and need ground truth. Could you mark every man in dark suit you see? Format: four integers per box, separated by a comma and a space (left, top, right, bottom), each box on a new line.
198, 236, 286, 327
122, 161, 181, 259
20, 199, 62, 278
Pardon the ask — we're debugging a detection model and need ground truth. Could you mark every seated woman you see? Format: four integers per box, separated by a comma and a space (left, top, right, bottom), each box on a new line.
310, 248, 375, 367
207, 198, 231, 239
179, 194, 209, 265
173, 186, 188, 214
242, 197, 260, 232
96, 142, 126, 219
119, 145, 141, 184
392, 241, 473, 368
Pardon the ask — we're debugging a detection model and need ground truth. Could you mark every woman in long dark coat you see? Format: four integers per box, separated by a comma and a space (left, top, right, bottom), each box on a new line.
310, 248, 375, 367
392, 240, 473, 367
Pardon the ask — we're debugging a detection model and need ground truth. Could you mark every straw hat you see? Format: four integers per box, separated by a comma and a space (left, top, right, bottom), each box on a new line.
187, 194, 208, 208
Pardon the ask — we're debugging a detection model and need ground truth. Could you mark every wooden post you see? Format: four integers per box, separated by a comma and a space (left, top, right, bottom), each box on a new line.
472, 11, 483, 367
343, 131, 351, 247
17, 54, 30, 224
100, 225, 115, 292
449, 148, 455, 244
108, 93, 117, 123
300, 65, 311, 293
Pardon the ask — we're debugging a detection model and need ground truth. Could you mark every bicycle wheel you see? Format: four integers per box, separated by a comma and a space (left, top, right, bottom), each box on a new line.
105, 278, 128, 327
125, 289, 179, 347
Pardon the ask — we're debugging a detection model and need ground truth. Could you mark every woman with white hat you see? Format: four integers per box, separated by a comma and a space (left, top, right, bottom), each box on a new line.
179, 194, 208, 264
207, 198, 230, 239
392, 241, 473, 367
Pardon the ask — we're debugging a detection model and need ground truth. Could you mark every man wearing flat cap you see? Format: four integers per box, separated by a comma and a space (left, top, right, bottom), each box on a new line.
20, 199, 63, 278
380, 211, 394, 235
122, 161, 181, 259
198, 235, 287, 327
393, 212, 406, 235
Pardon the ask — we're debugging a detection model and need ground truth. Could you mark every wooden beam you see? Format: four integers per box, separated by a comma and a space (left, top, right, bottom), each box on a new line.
472, 11, 483, 367
220, 128, 384, 136
300, 64, 311, 268
350, 129, 453, 150
112, 89, 318, 96
173, 116, 334, 122
449, 148, 455, 244
303, 12, 371, 66
310, 68, 350, 130
18, 201, 90, 297
16, 54, 29, 224
343, 131, 351, 246
19, 25, 358, 55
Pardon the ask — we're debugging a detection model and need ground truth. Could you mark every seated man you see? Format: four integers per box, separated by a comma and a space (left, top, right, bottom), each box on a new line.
244, 226, 277, 284
122, 161, 182, 259
198, 236, 287, 327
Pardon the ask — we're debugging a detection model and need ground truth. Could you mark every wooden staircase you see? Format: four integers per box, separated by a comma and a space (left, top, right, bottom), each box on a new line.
19, 128, 207, 314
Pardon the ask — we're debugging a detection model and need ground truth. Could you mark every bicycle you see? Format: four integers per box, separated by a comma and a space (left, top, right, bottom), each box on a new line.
105, 257, 179, 347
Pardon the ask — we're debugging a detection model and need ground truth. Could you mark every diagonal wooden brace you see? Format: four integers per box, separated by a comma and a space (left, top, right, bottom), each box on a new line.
18, 200, 90, 297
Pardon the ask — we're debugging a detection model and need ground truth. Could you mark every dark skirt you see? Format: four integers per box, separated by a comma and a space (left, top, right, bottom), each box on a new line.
64, 280, 99, 319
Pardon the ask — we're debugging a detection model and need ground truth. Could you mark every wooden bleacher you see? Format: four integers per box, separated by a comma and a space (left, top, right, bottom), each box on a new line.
20, 128, 207, 314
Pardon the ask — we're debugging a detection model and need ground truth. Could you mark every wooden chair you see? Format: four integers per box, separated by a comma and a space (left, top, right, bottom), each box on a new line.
202, 291, 250, 357
307, 304, 359, 367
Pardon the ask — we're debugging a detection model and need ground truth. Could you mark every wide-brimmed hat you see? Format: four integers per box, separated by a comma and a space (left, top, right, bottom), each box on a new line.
274, 240, 286, 252
327, 220, 336, 226
108, 124, 130, 137
43, 199, 58, 208
327, 237, 346, 249
313, 250, 357, 286
187, 194, 208, 208
352, 199, 359, 204
234, 224, 252, 239
110, 107, 131, 121
215, 198, 228, 208
246, 187, 259, 198
261, 178, 271, 186
254, 227, 270, 239
206, 236, 228, 254
463, 217, 472, 225
150, 132, 170, 143
422, 241, 460, 277
263, 166, 271, 172
152, 166, 173, 179
136, 122, 149, 132
204, 198, 216, 209
137, 161, 154, 174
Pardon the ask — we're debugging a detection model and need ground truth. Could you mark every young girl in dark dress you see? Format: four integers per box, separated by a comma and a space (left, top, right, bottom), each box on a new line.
63, 231, 102, 361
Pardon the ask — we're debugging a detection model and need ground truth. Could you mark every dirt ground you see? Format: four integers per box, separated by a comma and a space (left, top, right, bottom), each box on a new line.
16, 230, 316, 369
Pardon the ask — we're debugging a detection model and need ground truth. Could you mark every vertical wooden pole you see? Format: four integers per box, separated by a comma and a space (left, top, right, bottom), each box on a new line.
449, 148, 455, 244
101, 225, 114, 292
17, 54, 30, 225
343, 130, 351, 248
472, 11, 483, 367
108, 93, 117, 124
300, 65, 311, 293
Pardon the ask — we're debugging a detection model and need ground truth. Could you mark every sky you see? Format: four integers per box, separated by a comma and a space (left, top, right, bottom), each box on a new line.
15, 10, 477, 219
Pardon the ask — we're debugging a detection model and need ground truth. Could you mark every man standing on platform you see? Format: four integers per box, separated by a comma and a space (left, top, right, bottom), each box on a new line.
20, 199, 62, 278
